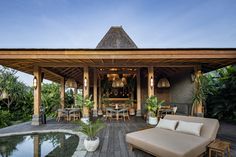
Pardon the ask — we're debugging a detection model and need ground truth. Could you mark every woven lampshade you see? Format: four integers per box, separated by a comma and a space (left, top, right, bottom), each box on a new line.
157, 78, 170, 88
65, 79, 77, 88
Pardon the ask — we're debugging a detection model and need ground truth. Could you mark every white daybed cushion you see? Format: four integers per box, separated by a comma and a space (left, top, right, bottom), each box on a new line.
176, 120, 203, 136
156, 118, 178, 131
126, 127, 210, 157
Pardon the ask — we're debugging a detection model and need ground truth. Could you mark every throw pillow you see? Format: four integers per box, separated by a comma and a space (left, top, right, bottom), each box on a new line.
176, 120, 203, 136
156, 119, 178, 131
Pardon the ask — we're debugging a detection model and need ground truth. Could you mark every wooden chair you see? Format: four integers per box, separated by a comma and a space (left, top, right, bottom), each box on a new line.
68, 108, 81, 121
118, 108, 130, 121
105, 107, 116, 121
56, 109, 68, 122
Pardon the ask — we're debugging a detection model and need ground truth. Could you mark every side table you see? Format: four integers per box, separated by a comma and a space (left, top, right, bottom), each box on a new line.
208, 139, 231, 157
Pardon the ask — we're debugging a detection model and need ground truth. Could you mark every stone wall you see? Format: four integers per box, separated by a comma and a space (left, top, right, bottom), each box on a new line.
140, 68, 193, 115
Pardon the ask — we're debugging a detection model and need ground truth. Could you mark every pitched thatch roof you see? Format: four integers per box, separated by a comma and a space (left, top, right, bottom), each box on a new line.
96, 26, 138, 49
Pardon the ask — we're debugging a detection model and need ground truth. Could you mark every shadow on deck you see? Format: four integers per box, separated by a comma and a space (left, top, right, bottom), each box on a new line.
0, 117, 235, 157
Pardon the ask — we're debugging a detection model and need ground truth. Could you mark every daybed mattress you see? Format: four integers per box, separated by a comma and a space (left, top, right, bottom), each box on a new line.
126, 127, 211, 157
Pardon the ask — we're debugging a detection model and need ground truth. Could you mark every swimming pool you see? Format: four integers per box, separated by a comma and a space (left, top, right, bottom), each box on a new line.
0, 132, 79, 157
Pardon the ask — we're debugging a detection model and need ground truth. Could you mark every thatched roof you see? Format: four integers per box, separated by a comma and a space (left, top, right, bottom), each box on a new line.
96, 26, 138, 49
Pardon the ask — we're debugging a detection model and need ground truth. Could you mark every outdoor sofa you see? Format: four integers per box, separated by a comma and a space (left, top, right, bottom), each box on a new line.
126, 115, 219, 157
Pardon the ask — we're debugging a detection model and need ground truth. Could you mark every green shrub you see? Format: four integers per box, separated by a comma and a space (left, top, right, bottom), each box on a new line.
0, 110, 11, 128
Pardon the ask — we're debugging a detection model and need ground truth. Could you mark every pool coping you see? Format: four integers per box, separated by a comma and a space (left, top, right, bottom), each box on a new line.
0, 129, 87, 157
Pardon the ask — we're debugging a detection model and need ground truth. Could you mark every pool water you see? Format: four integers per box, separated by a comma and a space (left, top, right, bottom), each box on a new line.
0, 132, 79, 157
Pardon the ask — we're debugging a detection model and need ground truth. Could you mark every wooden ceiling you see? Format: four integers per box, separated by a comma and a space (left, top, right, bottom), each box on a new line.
0, 48, 235, 84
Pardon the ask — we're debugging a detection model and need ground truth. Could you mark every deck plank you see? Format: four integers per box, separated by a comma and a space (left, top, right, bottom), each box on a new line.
0, 117, 236, 157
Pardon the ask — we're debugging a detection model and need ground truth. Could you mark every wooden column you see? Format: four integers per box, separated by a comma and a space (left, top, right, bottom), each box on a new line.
83, 67, 89, 118
83, 67, 89, 98
148, 67, 154, 97
32, 66, 42, 126
60, 78, 65, 109
193, 66, 204, 117
93, 68, 98, 117
136, 68, 141, 116
74, 85, 78, 107
98, 78, 103, 115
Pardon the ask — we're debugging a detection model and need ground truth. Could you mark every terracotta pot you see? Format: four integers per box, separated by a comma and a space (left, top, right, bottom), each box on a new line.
84, 137, 100, 152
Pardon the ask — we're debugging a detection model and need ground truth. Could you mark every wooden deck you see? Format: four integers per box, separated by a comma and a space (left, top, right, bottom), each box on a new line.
0, 117, 235, 157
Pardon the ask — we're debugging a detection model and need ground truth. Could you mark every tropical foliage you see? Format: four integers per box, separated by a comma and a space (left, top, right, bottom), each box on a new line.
83, 95, 94, 109
191, 72, 210, 116
146, 96, 165, 117
0, 67, 81, 128
41, 83, 60, 117
76, 119, 106, 140
205, 65, 236, 121
0, 68, 33, 125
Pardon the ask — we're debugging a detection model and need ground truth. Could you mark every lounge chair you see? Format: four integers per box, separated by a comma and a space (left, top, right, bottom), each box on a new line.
126, 115, 219, 157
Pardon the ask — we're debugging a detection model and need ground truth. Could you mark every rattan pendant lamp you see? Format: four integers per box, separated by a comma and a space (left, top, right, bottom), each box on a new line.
157, 78, 170, 88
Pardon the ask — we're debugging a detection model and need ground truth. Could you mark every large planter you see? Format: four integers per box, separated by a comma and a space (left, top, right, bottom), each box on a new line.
149, 116, 158, 125
84, 137, 100, 152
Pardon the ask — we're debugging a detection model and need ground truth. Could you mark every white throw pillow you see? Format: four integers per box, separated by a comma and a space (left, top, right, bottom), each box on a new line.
156, 119, 178, 131
176, 120, 203, 136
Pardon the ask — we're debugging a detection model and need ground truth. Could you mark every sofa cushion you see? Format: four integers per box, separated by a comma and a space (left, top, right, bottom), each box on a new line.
164, 115, 219, 141
176, 120, 203, 136
156, 119, 178, 131
126, 128, 211, 157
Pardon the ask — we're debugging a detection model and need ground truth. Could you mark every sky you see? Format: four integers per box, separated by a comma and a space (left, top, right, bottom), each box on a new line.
0, 0, 236, 85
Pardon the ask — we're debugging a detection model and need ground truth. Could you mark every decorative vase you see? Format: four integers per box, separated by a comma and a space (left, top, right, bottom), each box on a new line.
149, 116, 158, 125
84, 137, 100, 152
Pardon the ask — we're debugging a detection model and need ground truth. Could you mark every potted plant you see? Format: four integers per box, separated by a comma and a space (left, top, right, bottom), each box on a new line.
191, 72, 208, 117
82, 95, 94, 118
78, 119, 106, 152
75, 94, 83, 108
126, 98, 135, 115
127, 77, 136, 115
146, 96, 165, 125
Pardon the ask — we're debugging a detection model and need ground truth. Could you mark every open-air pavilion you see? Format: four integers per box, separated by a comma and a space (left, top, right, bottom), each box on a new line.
0, 26, 236, 126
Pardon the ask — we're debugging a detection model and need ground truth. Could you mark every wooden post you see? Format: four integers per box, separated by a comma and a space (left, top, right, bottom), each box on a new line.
193, 66, 204, 117
93, 68, 98, 117
83, 67, 89, 117
136, 68, 141, 116
83, 67, 89, 98
74, 84, 78, 107
60, 78, 65, 109
98, 78, 103, 115
32, 66, 42, 126
148, 67, 154, 97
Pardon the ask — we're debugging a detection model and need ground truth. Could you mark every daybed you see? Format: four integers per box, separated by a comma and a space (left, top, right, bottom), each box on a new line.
126, 115, 219, 157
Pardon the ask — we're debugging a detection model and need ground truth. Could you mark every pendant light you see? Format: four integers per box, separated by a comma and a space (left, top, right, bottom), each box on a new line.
157, 78, 170, 88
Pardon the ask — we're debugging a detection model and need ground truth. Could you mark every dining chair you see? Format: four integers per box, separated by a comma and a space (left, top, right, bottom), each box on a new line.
68, 108, 81, 121
105, 107, 116, 121
118, 108, 130, 121
56, 109, 68, 122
